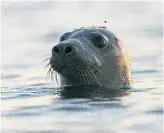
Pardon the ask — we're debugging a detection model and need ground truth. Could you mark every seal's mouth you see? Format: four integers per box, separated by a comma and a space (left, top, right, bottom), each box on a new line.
51, 61, 100, 74
49, 56, 102, 78
49, 47, 102, 74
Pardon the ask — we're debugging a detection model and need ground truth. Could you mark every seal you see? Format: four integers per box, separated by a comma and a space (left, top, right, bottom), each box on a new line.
48, 26, 132, 89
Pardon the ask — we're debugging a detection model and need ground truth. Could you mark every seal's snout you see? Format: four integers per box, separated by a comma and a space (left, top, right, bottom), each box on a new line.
50, 41, 81, 73
52, 43, 74, 56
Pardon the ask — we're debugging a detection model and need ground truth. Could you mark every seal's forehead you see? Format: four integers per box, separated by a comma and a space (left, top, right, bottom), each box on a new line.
70, 27, 117, 39
70, 28, 95, 36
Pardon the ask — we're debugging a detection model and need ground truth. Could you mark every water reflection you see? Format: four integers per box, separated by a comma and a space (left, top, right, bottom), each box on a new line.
51, 85, 131, 99
1, 84, 162, 133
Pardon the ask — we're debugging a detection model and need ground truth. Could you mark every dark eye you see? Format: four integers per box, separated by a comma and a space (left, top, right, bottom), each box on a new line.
91, 34, 106, 48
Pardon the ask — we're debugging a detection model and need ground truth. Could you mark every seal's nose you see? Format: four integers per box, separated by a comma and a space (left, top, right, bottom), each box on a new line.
52, 43, 73, 56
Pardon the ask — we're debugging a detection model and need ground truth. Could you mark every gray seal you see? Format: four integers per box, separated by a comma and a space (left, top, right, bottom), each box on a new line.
49, 27, 132, 89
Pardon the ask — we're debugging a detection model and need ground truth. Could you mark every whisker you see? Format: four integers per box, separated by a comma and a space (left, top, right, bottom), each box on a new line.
77, 67, 82, 84
81, 66, 90, 86
46, 67, 51, 80
42, 58, 50, 64
44, 54, 51, 57
85, 65, 94, 80
47, 68, 55, 82
76, 66, 82, 85
81, 44, 96, 60
44, 62, 50, 70
55, 72, 59, 86
87, 62, 102, 74
81, 44, 102, 75
79, 66, 86, 86
78, 66, 89, 89
50, 70, 54, 81
86, 66, 102, 87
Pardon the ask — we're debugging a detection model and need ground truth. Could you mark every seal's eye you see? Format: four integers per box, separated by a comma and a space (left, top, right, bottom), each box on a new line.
91, 34, 106, 48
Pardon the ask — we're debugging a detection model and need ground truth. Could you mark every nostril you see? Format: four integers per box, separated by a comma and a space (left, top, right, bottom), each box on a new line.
52, 46, 59, 54
65, 46, 72, 54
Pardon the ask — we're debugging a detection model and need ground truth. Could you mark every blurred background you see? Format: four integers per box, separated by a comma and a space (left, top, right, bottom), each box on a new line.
1, 1, 163, 133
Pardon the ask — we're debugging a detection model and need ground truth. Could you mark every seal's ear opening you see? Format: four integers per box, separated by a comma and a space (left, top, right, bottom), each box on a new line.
59, 32, 72, 42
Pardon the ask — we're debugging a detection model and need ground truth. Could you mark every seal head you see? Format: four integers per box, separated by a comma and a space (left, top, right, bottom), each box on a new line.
50, 27, 132, 89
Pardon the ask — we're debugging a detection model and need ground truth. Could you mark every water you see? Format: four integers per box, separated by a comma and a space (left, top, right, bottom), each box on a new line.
1, 1, 163, 133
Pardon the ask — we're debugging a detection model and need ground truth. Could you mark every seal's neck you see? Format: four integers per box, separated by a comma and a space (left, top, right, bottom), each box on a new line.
58, 66, 132, 89
59, 75, 98, 86
58, 72, 123, 89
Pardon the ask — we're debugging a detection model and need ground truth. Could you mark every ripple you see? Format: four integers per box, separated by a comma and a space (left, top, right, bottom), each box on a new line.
133, 70, 159, 74
50, 106, 91, 112
2, 112, 41, 117
130, 88, 154, 92
146, 108, 163, 115
2, 130, 64, 133
1, 74, 20, 79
